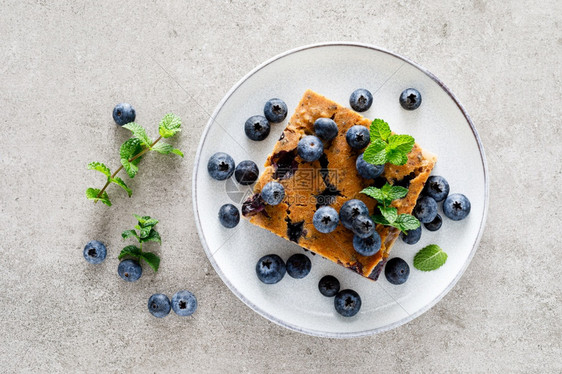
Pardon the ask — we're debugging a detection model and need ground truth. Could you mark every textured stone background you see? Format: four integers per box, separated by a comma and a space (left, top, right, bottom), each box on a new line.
0, 0, 560, 372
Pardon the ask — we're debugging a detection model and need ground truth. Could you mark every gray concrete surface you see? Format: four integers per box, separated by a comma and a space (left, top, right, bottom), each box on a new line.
1, 0, 560, 372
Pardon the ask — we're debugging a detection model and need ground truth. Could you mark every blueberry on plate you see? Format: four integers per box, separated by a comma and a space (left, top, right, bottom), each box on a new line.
385, 257, 410, 285
356, 153, 384, 179
318, 275, 340, 297
207, 152, 235, 180
297, 135, 324, 162
349, 89, 373, 112
83, 240, 107, 264
118, 259, 142, 282
218, 204, 240, 228
234, 160, 259, 185
443, 193, 471, 221
112, 103, 136, 126
399, 88, 422, 110
286, 253, 312, 279
245, 115, 270, 141
339, 199, 369, 229
351, 215, 376, 239
424, 213, 442, 231
147, 293, 171, 318
334, 289, 362, 317
413, 196, 438, 223
346, 125, 370, 149
261, 181, 285, 205
171, 290, 197, 316
256, 254, 286, 284
400, 225, 421, 245
423, 175, 449, 202
264, 98, 287, 123
313, 117, 338, 141
353, 232, 381, 256
313, 206, 339, 233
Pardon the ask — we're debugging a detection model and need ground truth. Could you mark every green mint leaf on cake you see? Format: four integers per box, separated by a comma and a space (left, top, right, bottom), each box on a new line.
370, 119, 391, 141
414, 244, 448, 271
379, 206, 398, 223
392, 214, 420, 233
120, 214, 162, 272
361, 183, 407, 208
364, 119, 415, 166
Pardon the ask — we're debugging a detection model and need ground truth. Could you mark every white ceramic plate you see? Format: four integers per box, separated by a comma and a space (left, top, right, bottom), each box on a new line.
192, 42, 488, 338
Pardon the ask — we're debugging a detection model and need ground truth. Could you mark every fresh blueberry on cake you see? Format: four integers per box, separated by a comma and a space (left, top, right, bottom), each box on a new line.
313, 117, 339, 141
423, 175, 449, 202
413, 196, 438, 223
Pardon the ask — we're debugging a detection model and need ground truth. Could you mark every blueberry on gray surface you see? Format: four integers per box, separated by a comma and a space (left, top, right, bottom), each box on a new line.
400, 225, 422, 245
423, 175, 449, 202
352, 232, 381, 256
218, 204, 240, 228
413, 196, 438, 223
334, 289, 362, 317
424, 213, 443, 231
261, 181, 285, 205
286, 253, 312, 279
339, 199, 369, 229
399, 88, 422, 110
345, 125, 370, 149
351, 215, 376, 239
244, 115, 270, 141
349, 89, 373, 112
443, 193, 471, 221
313, 117, 338, 141
256, 254, 286, 284
117, 259, 142, 282
318, 275, 340, 297
234, 160, 259, 185
147, 293, 171, 318
207, 152, 235, 180
313, 206, 339, 233
384, 257, 410, 285
112, 103, 136, 126
297, 135, 324, 162
171, 290, 197, 316
356, 153, 384, 179
263, 98, 288, 123
83, 240, 107, 264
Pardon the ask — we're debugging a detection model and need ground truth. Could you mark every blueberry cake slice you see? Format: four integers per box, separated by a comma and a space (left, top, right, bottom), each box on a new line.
242, 90, 437, 280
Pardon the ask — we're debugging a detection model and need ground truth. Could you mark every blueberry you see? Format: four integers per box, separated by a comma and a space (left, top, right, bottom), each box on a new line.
147, 293, 171, 318
346, 125, 370, 149
339, 199, 369, 229
413, 196, 438, 223
83, 240, 107, 264
256, 254, 286, 284
245, 115, 270, 141
318, 275, 340, 297
118, 259, 142, 282
313, 206, 339, 233
399, 88, 422, 110
384, 257, 410, 285
356, 153, 384, 179
112, 103, 136, 126
423, 176, 449, 202
261, 181, 285, 205
351, 215, 376, 239
218, 204, 240, 228
424, 213, 442, 231
349, 89, 373, 112
171, 290, 197, 316
400, 225, 422, 245
313, 118, 338, 141
353, 232, 381, 256
443, 193, 471, 221
286, 253, 312, 279
207, 152, 235, 180
297, 135, 324, 162
334, 289, 362, 317
264, 98, 287, 123
234, 160, 259, 185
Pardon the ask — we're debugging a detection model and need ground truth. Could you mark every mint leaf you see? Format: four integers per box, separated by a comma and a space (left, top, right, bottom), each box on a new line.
133, 214, 158, 228
387, 185, 409, 201
360, 186, 385, 202
370, 119, 391, 141
158, 113, 181, 138
120, 138, 143, 178
121, 229, 139, 241
386, 148, 409, 165
140, 252, 160, 272
87, 162, 111, 177
379, 206, 398, 224
363, 139, 387, 165
135, 224, 152, 239
140, 229, 161, 244
394, 214, 420, 231
110, 177, 132, 197
123, 122, 152, 147
372, 214, 390, 225
152, 142, 184, 157
414, 244, 448, 271
86, 188, 111, 206
118, 245, 142, 260
388, 134, 415, 154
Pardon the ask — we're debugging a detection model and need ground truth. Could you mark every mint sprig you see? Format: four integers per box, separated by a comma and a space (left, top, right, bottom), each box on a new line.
413, 244, 448, 271
86, 114, 183, 207
363, 119, 415, 166
118, 214, 162, 272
